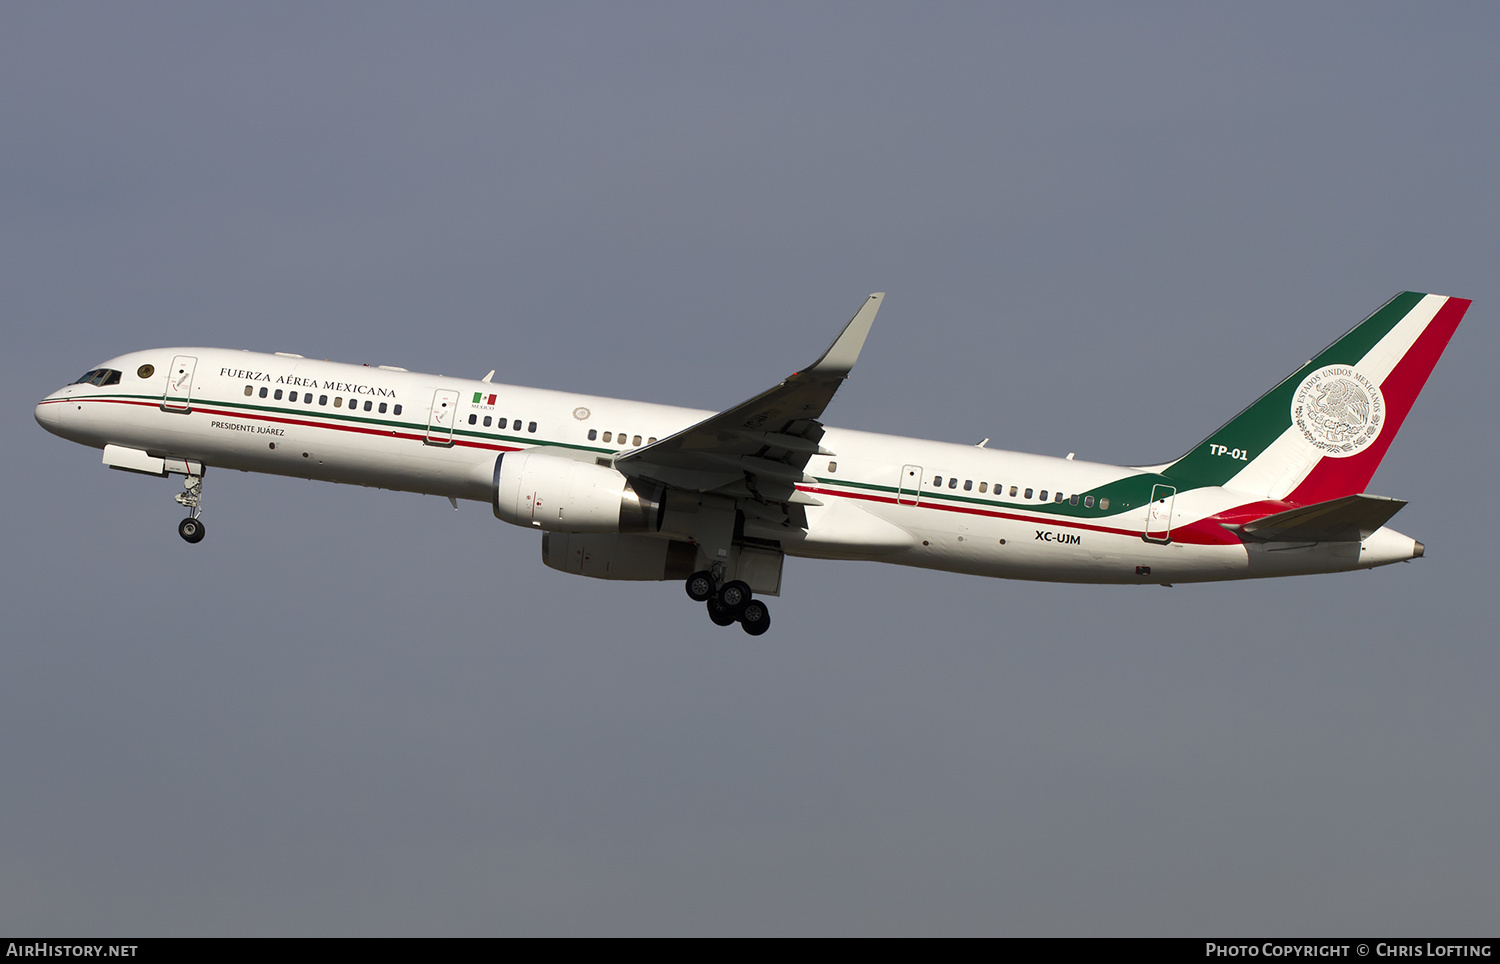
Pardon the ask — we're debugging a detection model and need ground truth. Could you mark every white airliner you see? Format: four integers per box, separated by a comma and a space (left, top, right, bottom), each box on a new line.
36, 291, 1468, 634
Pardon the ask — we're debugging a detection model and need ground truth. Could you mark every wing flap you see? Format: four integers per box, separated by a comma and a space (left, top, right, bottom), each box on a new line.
1229, 493, 1407, 543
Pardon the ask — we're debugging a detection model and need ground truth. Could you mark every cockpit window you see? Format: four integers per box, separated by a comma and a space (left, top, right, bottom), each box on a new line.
72, 369, 122, 387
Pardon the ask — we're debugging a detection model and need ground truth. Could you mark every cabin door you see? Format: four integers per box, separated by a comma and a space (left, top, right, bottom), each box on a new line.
161, 355, 197, 412
159, 356, 198, 413
1144, 484, 1176, 543
897, 464, 923, 505
425, 389, 460, 446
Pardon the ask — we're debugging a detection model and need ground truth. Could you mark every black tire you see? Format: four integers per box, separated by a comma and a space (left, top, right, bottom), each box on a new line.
717, 580, 751, 614
685, 570, 716, 602
740, 599, 770, 636
178, 517, 205, 544
706, 599, 738, 627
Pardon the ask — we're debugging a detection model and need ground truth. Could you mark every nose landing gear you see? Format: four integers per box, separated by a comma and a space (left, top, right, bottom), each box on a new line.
685, 570, 771, 635
173, 472, 206, 544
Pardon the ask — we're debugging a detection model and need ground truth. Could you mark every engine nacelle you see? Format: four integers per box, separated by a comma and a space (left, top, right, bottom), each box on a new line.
542, 532, 700, 581
493, 450, 664, 533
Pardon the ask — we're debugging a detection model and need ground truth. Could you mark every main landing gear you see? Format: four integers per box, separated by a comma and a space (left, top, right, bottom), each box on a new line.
686, 570, 770, 636
174, 472, 206, 544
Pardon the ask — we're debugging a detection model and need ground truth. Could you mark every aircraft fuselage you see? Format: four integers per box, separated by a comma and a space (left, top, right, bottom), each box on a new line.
35, 345, 1424, 592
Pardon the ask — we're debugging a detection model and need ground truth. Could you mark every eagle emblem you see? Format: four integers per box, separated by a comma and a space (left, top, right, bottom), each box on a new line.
1291, 365, 1384, 458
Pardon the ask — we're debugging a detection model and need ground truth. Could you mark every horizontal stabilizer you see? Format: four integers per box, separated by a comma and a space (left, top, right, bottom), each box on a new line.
1229, 493, 1406, 543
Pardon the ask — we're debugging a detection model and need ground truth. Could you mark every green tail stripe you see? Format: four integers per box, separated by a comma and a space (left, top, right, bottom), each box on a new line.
1163, 291, 1425, 489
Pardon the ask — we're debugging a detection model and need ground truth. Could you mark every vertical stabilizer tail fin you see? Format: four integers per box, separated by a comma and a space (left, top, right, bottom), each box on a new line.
1162, 292, 1469, 502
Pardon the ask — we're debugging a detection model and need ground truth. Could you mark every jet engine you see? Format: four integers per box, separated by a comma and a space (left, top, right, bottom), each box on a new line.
493, 450, 664, 533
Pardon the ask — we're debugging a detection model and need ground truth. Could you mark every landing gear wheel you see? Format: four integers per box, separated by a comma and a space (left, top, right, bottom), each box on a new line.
173, 472, 206, 543
685, 570, 716, 602
717, 580, 752, 615
706, 598, 738, 627
739, 599, 770, 636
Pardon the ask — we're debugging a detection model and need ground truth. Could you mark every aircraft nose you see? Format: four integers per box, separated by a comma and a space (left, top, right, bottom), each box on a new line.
35, 394, 65, 433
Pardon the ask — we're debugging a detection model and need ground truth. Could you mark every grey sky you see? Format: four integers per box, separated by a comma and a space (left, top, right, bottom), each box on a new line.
3, 3, 1497, 935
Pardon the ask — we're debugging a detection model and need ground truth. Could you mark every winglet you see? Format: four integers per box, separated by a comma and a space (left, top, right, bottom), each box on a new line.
804, 293, 884, 376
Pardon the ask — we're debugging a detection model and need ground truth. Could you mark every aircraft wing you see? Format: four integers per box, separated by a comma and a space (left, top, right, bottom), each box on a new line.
614, 293, 883, 504
1229, 493, 1407, 543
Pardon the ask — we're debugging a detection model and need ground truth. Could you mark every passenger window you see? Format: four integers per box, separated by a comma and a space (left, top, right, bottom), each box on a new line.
274, 389, 283, 400
1040, 490, 1048, 501
244, 385, 253, 396
289, 391, 298, 402
1055, 492, 1065, 503
378, 402, 387, 414
468, 414, 477, 425
1084, 496, 1094, 508
1069, 494, 1079, 505
334, 397, 342, 408
964, 480, 973, 491
603, 431, 612, 443
588, 429, 597, 440
483, 416, 492, 427
1024, 488, 1033, 499
319, 395, 328, 406
828, 461, 837, 473
979, 482, 987, 493
1099, 498, 1110, 510
933, 475, 942, 486
533, 423, 541, 434
393, 404, 402, 415
631, 434, 640, 445
948, 478, 958, 489
1009, 485, 1017, 497
259, 387, 268, 398
513, 420, 522, 431
648, 437, 657, 444
363, 401, 372, 411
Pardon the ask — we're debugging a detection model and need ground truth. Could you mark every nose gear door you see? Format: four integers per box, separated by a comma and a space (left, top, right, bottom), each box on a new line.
425, 389, 460, 446
161, 355, 197, 412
